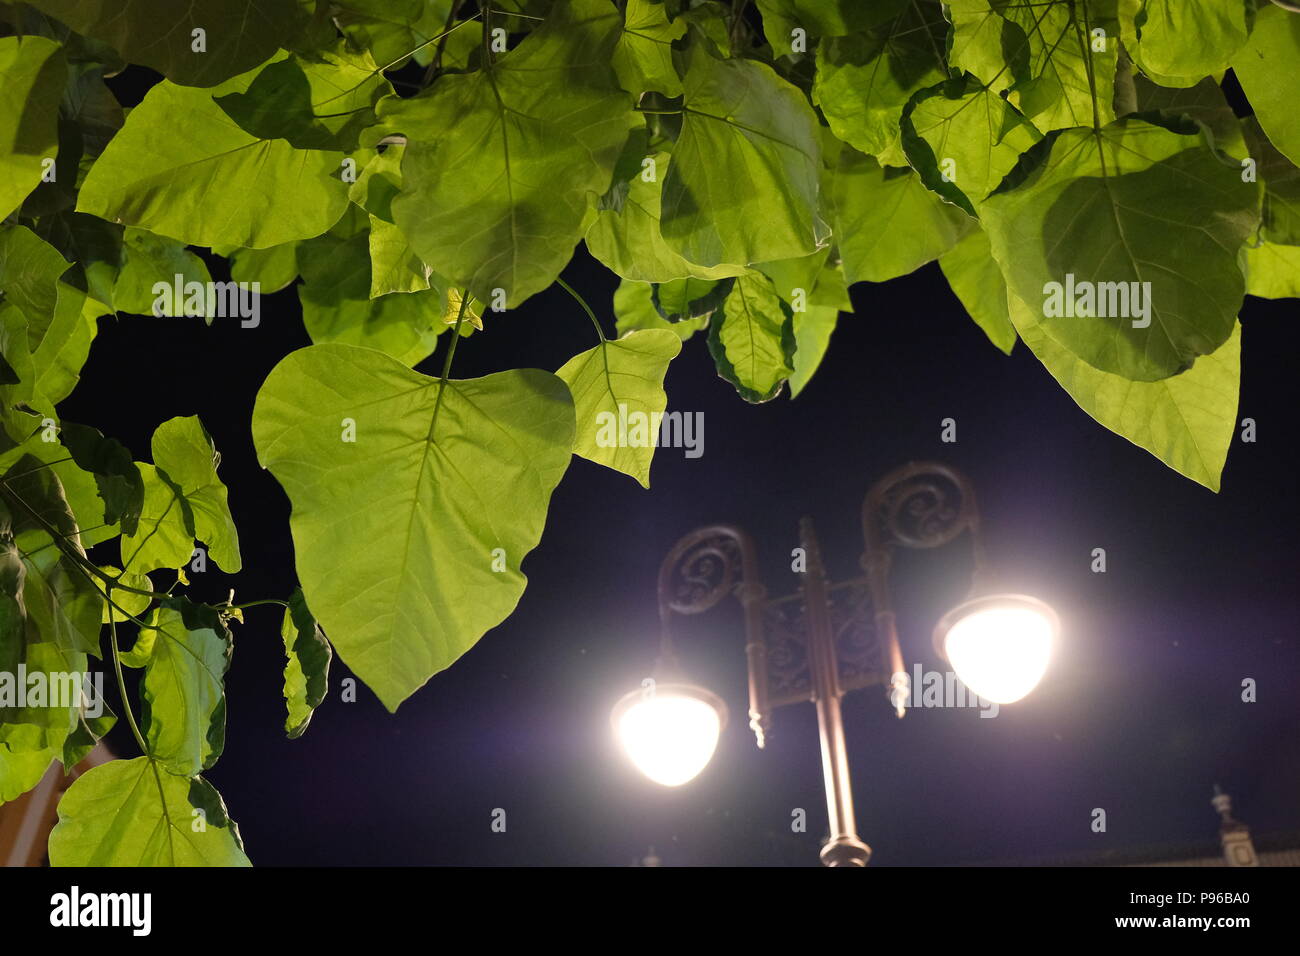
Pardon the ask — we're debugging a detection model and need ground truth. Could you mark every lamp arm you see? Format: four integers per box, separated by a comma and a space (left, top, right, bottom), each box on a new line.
860, 461, 985, 716
655, 524, 772, 746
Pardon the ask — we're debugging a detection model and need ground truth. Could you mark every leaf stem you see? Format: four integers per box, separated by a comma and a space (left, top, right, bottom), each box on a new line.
376, 15, 480, 75
227, 598, 289, 611
556, 277, 606, 343
424, 0, 465, 85
430, 291, 471, 437
1073, 0, 1103, 133
729, 0, 751, 53
0, 456, 73, 483
14, 521, 114, 559
107, 602, 150, 757
321, 14, 484, 106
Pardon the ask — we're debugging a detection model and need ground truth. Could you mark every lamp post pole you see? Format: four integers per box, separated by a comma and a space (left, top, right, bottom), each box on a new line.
650, 462, 985, 867
798, 516, 872, 866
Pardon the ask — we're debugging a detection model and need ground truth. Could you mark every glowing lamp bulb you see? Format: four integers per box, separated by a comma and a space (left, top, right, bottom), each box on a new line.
935, 595, 1058, 704
612, 684, 727, 787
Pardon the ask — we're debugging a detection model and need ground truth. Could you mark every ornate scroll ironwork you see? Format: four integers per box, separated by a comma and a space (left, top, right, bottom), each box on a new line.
760, 592, 812, 707
658, 527, 749, 618
827, 577, 884, 693
862, 462, 981, 555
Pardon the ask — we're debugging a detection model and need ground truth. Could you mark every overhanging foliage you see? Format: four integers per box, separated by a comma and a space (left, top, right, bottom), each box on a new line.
0, 0, 1296, 865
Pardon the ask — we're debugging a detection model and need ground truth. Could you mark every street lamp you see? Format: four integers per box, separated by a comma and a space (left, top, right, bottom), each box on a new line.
934, 594, 1058, 705
612, 461, 1059, 866
611, 681, 728, 787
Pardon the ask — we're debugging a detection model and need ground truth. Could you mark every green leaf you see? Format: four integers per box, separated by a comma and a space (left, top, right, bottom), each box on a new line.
119, 418, 239, 575
11, 438, 120, 549
149, 416, 241, 573
1244, 241, 1300, 299
61, 63, 124, 160
0, 353, 17, 387
140, 598, 231, 776
296, 227, 370, 303
1121, 0, 1249, 85
48, 756, 251, 866
770, 256, 850, 395
252, 344, 575, 711
367, 217, 434, 297
0, 499, 25, 658
1243, 117, 1300, 246
61, 702, 115, 770
59, 422, 144, 535
349, 145, 405, 222
938, 228, 1018, 354
78, 67, 359, 249
214, 45, 391, 151
1008, 293, 1240, 491
597, 102, 654, 218
788, 305, 838, 398
332, 0, 444, 67
1000, 0, 1119, 134
832, 149, 972, 284
29, 212, 124, 312
678, 1, 733, 55
652, 277, 734, 322
981, 119, 1259, 381
0, 36, 65, 219
1231, 3, 1300, 167
119, 464, 194, 574
613, 279, 706, 341
223, 242, 299, 294
281, 587, 331, 739
2, 456, 103, 658
98, 565, 152, 625
586, 150, 747, 283
19, 111, 78, 221
113, 228, 214, 319
707, 273, 796, 403
3, 280, 101, 410
756, 0, 898, 40
944, 0, 1027, 95
335, 1, 474, 72
812, 1, 948, 165
810, 258, 853, 313
301, 287, 448, 366
367, 0, 638, 306
345, 146, 438, 296
1, 743, 55, 805
297, 230, 446, 364
0, 223, 70, 331
556, 329, 680, 487
1128, 75, 1249, 159
118, 632, 157, 669
661, 45, 825, 266
0, 617, 84, 752
0, 481, 91, 767
900, 76, 1041, 216
614, 0, 686, 96
23, 0, 298, 87
754, 248, 830, 306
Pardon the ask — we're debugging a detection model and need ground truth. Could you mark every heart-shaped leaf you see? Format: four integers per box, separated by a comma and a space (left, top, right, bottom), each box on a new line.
252, 344, 575, 710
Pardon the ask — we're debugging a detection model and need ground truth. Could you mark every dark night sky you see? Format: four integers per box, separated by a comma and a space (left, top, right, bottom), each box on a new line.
58, 228, 1300, 866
